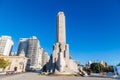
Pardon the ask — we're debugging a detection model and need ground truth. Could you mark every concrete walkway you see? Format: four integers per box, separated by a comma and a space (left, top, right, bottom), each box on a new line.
0, 72, 115, 80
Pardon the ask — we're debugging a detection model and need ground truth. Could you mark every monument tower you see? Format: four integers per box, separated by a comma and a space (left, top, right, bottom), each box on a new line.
57, 12, 66, 43
51, 12, 78, 74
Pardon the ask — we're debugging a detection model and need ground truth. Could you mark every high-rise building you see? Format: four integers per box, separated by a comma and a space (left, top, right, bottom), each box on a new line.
17, 36, 49, 70
42, 52, 49, 66
17, 38, 28, 56
27, 36, 40, 69
0, 36, 13, 56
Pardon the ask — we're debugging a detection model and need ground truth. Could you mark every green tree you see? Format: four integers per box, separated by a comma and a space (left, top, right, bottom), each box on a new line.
0, 57, 10, 72
90, 63, 104, 73
103, 66, 114, 72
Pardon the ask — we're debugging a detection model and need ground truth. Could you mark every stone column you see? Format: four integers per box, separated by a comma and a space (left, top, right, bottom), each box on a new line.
57, 12, 66, 43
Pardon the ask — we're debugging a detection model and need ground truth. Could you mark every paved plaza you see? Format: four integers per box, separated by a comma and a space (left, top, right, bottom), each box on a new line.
0, 72, 116, 80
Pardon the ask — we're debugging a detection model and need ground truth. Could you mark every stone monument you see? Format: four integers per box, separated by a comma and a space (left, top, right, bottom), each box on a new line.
51, 11, 78, 74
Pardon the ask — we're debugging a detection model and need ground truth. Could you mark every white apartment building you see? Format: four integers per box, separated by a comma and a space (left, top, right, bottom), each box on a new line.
0, 36, 14, 56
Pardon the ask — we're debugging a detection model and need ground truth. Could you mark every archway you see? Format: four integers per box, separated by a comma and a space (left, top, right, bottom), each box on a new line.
14, 67, 17, 71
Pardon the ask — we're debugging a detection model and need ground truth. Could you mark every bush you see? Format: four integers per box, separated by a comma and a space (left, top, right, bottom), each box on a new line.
103, 66, 114, 72
90, 63, 104, 73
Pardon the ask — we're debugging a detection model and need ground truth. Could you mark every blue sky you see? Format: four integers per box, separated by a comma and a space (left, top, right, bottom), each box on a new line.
0, 0, 120, 65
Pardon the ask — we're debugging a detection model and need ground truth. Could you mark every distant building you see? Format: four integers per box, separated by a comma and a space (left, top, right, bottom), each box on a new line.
17, 38, 28, 56
42, 52, 49, 67
86, 60, 92, 68
0, 36, 13, 56
27, 36, 40, 70
17, 36, 49, 71
99, 60, 107, 67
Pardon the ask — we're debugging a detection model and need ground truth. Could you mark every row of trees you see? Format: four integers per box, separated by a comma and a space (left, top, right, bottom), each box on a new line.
84, 63, 114, 73
0, 57, 10, 72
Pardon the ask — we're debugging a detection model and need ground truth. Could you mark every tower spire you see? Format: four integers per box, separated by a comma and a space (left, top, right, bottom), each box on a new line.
57, 11, 66, 43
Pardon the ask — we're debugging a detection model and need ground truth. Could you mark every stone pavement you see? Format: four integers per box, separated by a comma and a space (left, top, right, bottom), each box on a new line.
0, 72, 116, 80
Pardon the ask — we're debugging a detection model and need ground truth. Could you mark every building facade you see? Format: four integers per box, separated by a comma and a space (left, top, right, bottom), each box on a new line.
42, 52, 49, 67
17, 38, 28, 56
0, 36, 13, 56
27, 36, 40, 70
0, 52, 28, 73
17, 36, 49, 71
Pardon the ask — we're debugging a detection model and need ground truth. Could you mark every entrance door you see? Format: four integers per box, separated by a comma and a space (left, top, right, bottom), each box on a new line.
14, 67, 17, 71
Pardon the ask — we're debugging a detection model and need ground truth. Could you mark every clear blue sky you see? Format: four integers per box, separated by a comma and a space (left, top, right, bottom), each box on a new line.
0, 0, 120, 65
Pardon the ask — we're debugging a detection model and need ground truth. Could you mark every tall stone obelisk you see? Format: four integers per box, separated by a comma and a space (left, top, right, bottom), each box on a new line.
57, 12, 66, 43
52, 12, 70, 73
51, 11, 78, 74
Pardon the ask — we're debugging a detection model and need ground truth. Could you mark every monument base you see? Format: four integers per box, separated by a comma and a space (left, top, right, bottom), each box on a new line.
48, 69, 78, 76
